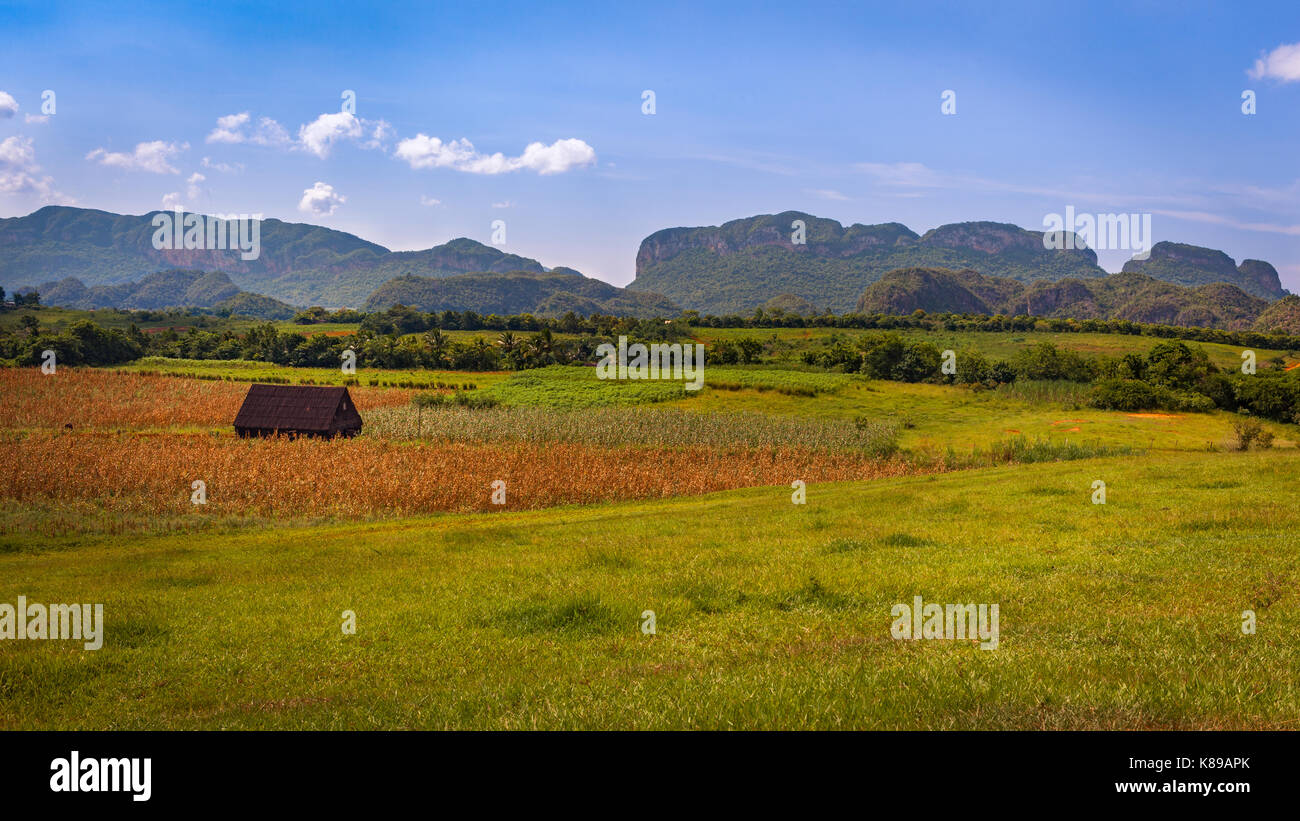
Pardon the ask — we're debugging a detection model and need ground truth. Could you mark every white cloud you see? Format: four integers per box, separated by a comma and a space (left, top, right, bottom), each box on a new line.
362, 119, 395, 150
24, 114, 48, 125
208, 110, 390, 157
1248, 42, 1300, 83
492, 200, 513, 209
186, 172, 205, 200
86, 140, 187, 174
201, 156, 243, 174
205, 112, 292, 147
298, 181, 345, 215
0, 91, 18, 118
0, 135, 71, 202
298, 112, 363, 158
419, 195, 441, 206
161, 192, 184, 210
394, 135, 596, 175
206, 112, 250, 143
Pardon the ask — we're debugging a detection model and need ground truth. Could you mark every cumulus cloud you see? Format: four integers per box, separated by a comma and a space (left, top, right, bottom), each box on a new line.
0, 135, 71, 202
361, 119, 394, 150
1248, 42, 1300, 82
206, 112, 292, 147
298, 181, 345, 215
186, 172, 205, 200
207, 110, 391, 158
86, 140, 187, 174
394, 135, 595, 175
161, 192, 184, 210
298, 112, 363, 158
0, 91, 18, 118
419, 195, 441, 206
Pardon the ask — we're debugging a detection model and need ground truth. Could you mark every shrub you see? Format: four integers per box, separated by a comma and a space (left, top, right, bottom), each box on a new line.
1230, 419, 1269, 451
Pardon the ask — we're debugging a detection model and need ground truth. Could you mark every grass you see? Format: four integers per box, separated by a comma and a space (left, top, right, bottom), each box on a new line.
483, 365, 696, 407
1, 448, 1296, 729
673, 376, 1296, 452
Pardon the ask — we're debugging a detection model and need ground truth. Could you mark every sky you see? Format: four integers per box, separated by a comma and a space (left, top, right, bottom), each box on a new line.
1, 0, 1297, 290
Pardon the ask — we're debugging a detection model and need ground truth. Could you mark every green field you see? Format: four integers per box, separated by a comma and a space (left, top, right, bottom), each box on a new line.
2, 449, 1296, 729
2, 322, 1298, 730
697, 326, 1299, 370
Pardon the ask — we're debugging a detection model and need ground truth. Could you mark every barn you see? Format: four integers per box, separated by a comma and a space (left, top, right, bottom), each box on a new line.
233, 384, 363, 439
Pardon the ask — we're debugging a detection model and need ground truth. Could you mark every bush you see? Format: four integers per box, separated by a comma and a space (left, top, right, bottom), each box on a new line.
1230, 419, 1273, 451
1088, 378, 1161, 411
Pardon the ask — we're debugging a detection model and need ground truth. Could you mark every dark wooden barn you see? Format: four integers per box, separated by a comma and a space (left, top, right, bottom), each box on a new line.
233, 384, 363, 439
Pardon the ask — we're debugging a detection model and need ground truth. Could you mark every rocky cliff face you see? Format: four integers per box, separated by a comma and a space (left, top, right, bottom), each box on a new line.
1121, 242, 1285, 299
1237, 259, 1284, 298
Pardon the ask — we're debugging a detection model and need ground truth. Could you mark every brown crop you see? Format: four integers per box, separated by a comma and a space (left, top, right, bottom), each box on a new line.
0, 432, 919, 524
0, 369, 414, 430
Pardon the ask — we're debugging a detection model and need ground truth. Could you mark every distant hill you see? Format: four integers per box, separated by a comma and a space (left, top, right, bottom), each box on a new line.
628, 211, 1289, 313
0, 206, 583, 308
855, 267, 1275, 330
362, 272, 679, 318
34, 270, 296, 319
1253, 295, 1300, 335
762, 293, 820, 316
1121, 242, 1285, 299
628, 212, 1106, 314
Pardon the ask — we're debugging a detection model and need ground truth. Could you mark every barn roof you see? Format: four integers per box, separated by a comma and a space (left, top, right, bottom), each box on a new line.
233, 384, 359, 433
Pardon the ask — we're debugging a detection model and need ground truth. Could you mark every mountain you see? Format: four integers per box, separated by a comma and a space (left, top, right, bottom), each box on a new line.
1121, 242, 1285, 299
362, 271, 679, 318
1253, 295, 1300, 335
35, 270, 296, 319
628, 212, 1106, 314
629, 211, 1289, 313
856, 267, 1271, 329
0, 206, 583, 307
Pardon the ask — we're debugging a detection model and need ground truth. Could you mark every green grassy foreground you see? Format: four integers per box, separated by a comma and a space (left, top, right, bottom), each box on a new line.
1, 449, 1295, 730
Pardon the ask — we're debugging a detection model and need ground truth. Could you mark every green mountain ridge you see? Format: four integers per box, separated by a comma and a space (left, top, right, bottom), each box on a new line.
855, 266, 1285, 331
362, 271, 679, 318
0, 206, 580, 307
1121, 241, 1285, 299
628, 211, 1287, 313
33, 270, 297, 319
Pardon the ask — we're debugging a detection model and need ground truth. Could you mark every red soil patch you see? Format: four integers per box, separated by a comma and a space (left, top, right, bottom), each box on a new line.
1004, 429, 1021, 434
1285, 362, 1300, 372
1052, 419, 1090, 425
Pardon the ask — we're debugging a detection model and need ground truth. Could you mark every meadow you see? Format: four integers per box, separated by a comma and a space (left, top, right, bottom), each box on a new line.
0, 328, 1296, 730
1, 450, 1295, 729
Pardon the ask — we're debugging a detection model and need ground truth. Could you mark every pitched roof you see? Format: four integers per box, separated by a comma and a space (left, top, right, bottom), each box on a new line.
233, 384, 360, 432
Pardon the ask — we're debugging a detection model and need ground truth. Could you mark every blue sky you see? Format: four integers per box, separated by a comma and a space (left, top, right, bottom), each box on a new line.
1, 0, 1297, 290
